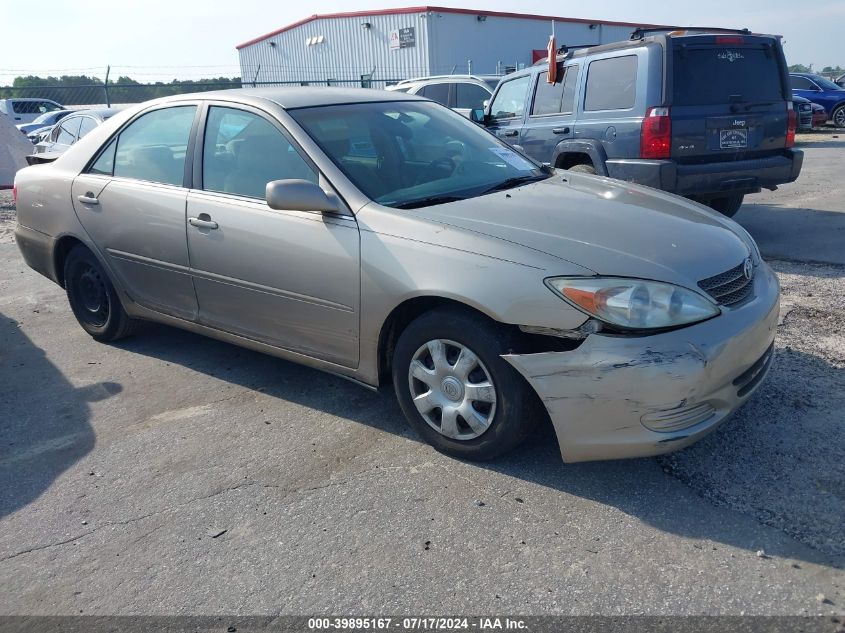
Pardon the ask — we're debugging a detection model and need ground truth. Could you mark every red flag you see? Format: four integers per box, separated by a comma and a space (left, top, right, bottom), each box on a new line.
547, 34, 557, 84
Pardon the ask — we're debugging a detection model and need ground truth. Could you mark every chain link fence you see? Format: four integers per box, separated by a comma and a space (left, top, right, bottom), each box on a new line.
0, 68, 409, 111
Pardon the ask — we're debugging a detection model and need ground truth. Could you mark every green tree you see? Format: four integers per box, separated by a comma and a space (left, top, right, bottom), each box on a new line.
788, 63, 813, 73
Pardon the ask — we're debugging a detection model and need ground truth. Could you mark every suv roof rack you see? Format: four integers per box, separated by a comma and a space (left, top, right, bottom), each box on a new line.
531, 43, 597, 66
395, 74, 501, 85
630, 26, 751, 40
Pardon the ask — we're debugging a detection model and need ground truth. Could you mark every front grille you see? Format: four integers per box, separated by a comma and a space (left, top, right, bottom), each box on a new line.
733, 343, 775, 398
698, 261, 754, 306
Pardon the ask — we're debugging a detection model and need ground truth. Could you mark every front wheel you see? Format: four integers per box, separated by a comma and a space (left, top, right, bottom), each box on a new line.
392, 307, 539, 461
707, 194, 745, 218
64, 244, 138, 342
832, 104, 845, 128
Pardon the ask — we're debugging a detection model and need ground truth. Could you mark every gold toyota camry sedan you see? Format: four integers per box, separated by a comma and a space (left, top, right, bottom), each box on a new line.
14, 88, 779, 462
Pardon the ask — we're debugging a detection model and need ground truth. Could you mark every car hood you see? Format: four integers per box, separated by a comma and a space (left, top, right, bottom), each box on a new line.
410, 173, 753, 288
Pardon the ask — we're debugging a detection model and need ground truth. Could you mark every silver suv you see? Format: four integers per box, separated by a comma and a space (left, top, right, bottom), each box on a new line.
386, 75, 500, 117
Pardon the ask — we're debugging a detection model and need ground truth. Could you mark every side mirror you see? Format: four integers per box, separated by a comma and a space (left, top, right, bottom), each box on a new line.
265, 179, 339, 213
470, 108, 487, 124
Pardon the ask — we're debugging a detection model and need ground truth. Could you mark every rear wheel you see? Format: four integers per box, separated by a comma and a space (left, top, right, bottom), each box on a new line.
64, 244, 138, 342
566, 163, 597, 175
832, 104, 845, 128
707, 194, 744, 218
392, 307, 539, 461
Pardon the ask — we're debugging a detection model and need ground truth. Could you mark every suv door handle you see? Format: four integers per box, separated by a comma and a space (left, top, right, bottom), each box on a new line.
77, 193, 99, 205
552, 127, 570, 135
500, 130, 519, 137
189, 215, 219, 230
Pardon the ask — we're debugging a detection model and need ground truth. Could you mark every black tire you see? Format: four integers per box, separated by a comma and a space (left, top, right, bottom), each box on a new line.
707, 194, 745, 218
832, 104, 845, 128
392, 307, 540, 461
567, 163, 597, 175
64, 244, 138, 342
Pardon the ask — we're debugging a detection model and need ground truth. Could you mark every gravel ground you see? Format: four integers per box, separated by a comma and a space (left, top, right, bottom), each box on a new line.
658, 260, 845, 556
0, 190, 14, 244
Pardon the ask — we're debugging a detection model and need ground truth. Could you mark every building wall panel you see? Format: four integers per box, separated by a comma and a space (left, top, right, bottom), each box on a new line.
239, 12, 432, 86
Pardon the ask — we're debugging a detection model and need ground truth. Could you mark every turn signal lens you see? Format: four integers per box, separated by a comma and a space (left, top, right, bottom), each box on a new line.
546, 277, 720, 330
786, 104, 797, 148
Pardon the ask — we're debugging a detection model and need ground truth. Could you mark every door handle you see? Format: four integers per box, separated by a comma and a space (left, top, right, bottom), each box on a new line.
77, 193, 99, 205
189, 216, 219, 230
501, 130, 519, 137
552, 127, 571, 135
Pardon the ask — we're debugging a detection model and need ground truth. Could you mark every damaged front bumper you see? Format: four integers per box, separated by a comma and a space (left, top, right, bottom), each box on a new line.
503, 263, 780, 463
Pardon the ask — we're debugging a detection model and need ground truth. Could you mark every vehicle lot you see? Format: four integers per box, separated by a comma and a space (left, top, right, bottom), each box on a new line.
0, 132, 843, 615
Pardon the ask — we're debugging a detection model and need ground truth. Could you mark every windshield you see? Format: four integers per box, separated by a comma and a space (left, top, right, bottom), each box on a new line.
288, 101, 548, 208
810, 75, 842, 91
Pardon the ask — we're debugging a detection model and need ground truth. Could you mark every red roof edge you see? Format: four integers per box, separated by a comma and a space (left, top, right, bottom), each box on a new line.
235, 6, 667, 50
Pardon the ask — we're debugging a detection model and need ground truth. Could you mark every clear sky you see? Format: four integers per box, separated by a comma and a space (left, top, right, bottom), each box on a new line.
1, 0, 842, 83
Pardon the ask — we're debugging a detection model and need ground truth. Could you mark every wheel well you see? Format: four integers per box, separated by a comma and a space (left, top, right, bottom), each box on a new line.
377, 297, 495, 386
53, 235, 86, 288
376, 296, 580, 387
555, 153, 594, 170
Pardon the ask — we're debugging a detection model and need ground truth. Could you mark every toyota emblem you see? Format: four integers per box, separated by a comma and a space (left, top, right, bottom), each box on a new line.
743, 257, 753, 280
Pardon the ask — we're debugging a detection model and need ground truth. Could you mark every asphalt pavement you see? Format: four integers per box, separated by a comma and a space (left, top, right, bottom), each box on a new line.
0, 134, 843, 616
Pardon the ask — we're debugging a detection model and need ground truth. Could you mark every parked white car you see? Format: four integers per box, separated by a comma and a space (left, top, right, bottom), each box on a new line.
0, 98, 64, 125
386, 75, 500, 117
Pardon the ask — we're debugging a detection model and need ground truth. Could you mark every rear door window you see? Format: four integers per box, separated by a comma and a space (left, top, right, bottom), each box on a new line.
531, 65, 580, 115
673, 46, 784, 105
531, 66, 564, 116
418, 83, 451, 107
489, 75, 531, 120
112, 106, 197, 186
584, 56, 638, 111
455, 83, 490, 110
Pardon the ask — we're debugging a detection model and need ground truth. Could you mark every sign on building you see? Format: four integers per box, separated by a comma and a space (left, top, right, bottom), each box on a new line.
389, 27, 416, 50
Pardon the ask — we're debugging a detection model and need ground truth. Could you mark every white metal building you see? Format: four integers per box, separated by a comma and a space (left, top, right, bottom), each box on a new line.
236, 6, 662, 86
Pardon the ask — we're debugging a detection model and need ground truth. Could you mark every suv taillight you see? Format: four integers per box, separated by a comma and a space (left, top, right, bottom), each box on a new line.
11, 183, 16, 204
786, 103, 797, 148
641, 107, 672, 159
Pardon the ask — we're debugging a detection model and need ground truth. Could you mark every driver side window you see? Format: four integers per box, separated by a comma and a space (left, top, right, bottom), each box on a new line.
489, 76, 531, 120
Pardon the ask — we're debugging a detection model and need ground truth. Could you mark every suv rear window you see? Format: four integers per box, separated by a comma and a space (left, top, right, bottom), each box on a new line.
673, 46, 784, 105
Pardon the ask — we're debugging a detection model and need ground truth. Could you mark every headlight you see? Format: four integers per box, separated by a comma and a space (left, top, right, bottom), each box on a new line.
546, 277, 720, 330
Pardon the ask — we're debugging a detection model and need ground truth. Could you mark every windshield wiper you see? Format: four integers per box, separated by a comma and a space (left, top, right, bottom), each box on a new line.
479, 174, 548, 195
392, 195, 467, 210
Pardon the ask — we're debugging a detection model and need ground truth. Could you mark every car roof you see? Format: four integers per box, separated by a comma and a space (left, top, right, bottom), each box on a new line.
0, 97, 62, 103
67, 108, 120, 119
160, 87, 424, 110
395, 75, 500, 84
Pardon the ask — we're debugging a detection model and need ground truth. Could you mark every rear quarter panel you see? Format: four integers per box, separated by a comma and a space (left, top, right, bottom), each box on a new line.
574, 44, 661, 161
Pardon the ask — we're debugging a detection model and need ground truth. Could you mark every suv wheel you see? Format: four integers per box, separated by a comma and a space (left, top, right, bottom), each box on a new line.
707, 194, 744, 218
392, 307, 539, 461
64, 244, 139, 342
567, 163, 597, 175
832, 104, 845, 128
